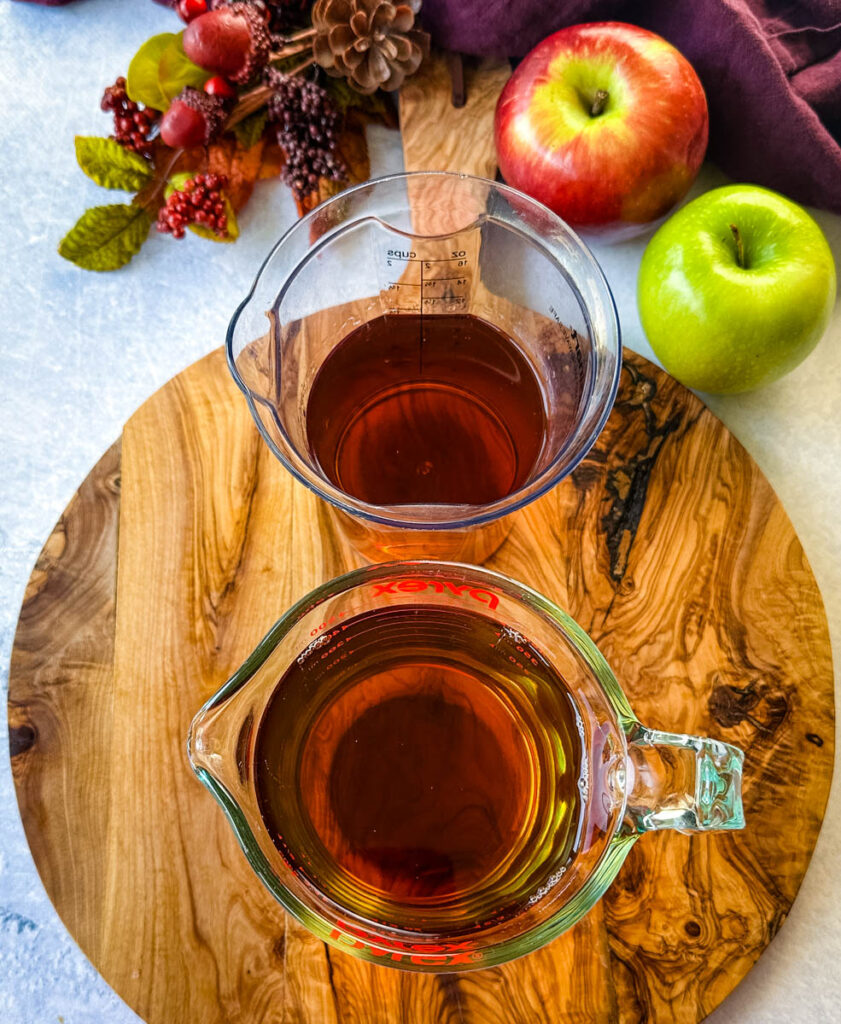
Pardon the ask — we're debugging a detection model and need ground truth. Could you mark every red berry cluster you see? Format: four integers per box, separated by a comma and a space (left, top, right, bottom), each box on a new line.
156, 174, 229, 239
101, 77, 157, 159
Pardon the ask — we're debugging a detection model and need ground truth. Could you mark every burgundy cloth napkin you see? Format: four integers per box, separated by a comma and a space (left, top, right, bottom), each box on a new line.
423, 0, 841, 214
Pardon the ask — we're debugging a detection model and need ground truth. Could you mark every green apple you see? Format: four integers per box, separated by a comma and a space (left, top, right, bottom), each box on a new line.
637, 184, 836, 393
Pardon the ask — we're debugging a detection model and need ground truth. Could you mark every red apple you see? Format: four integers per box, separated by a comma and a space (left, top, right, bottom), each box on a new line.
495, 22, 708, 235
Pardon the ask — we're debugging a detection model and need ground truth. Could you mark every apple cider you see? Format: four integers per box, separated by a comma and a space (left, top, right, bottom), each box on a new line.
305, 313, 557, 506
254, 605, 584, 934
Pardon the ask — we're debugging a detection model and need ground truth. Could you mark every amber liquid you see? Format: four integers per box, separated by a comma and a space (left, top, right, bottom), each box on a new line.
305, 314, 548, 506
255, 606, 583, 934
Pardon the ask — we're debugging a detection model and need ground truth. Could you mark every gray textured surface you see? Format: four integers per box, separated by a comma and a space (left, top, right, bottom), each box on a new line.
1, 2, 839, 1021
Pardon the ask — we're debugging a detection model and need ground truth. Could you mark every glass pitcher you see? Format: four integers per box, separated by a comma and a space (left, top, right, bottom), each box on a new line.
188, 561, 744, 972
226, 172, 621, 562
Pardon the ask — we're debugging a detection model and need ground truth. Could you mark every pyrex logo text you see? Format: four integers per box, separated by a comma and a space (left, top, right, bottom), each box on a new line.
372, 578, 499, 610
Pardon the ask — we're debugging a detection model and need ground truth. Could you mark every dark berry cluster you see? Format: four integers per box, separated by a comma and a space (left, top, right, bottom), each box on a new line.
101, 77, 158, 159
156, 174, 229, 239
266, 71, 345, 199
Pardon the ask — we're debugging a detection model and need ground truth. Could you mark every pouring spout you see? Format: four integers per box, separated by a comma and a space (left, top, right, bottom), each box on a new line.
187, 699, 255, 798
186, 704, 220, 780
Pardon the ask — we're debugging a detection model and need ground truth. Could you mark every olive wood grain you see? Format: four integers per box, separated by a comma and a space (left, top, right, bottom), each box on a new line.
7, 52, 834, 1024
8, 346, 833, 1024
398, 52, 510, 182
8, 441, 121, 967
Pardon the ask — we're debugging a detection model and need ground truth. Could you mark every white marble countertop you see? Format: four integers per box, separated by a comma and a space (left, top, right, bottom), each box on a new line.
1, 2, 839, 1021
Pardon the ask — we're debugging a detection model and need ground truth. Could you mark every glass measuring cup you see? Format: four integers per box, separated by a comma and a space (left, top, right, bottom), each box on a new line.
188, 561, 744, 972
227, 172, 621, 562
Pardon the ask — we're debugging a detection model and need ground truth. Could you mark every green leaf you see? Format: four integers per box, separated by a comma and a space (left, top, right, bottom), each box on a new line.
165, 172, 196, 196
58, 204, 152, 271
75, 136, 153, 192
324, 77, 391, 122
158, 34, 209, 102
128, 32, 209, 112
165, 173, 239, 244
233, 110, 269, 151
127, 33, 178, 111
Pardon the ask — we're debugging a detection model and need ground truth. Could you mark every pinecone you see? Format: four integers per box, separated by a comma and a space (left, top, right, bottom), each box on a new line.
312, 0, 429, 94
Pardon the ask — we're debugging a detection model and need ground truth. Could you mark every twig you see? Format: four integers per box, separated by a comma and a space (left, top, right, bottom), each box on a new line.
134, 146, 184, 214
223, 57, 316, 132
225, 85, 273, 129
285, 57, 317, 78
285, 27, 316, 43
271, 40, 315, 61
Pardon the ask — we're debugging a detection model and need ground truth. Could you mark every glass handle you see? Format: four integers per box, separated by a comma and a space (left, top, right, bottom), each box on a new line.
622, 726, 745, 834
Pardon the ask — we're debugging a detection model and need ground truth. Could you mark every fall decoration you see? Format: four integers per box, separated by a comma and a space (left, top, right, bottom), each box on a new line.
206, 0, 314, 35
203, 74, 238, 97
177, 0, 208, 21
160, 86, 229, 146
183, 3, 272, 83
266, 70, 345, 197
101, 77, 159, 159
312, 0, 428, 94
157, 172, 230, 237
59, 0, 426, 270
257, 0, 314, 34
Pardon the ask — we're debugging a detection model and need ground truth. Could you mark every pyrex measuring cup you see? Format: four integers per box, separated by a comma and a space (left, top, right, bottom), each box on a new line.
188, 562, 744, 972
227, 172, 621, 562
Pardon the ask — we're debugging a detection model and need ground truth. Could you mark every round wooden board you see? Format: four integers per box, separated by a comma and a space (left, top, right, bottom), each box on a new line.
8, 344, 834, 1024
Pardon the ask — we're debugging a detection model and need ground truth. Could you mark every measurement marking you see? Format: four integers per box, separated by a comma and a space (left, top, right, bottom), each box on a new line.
419, 255, 424, 374
386, 281, 421, 287
424, 277, 467, 284
384, 256, 468, 263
